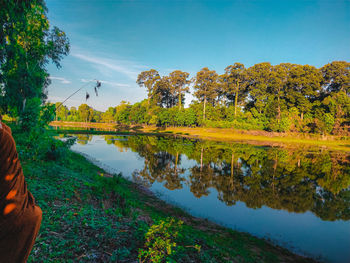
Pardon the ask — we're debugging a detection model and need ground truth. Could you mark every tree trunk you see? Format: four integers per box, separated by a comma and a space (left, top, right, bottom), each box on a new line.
234, 88, 238, 117
231, 153, 234, 177
175, 152, 178, 170
178, 89, 182, 110
200, 147, 203, 172
203, 97, 206, 122
277, 95, 281, 122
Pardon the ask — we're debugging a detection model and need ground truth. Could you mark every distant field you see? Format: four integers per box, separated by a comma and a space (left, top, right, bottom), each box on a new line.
50, 121, 350, 152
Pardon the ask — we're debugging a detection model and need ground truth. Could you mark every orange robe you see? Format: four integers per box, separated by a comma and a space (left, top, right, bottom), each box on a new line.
0, 123, 42, 263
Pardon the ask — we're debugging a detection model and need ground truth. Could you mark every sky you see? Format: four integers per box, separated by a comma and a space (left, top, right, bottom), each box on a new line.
45, 0, 350, 111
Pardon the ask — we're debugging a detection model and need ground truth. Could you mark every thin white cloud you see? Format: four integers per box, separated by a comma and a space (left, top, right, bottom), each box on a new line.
81, 78, 131, 88
80, 78, 90, 83
72, 53, 142, 80
49, 76, 71, 84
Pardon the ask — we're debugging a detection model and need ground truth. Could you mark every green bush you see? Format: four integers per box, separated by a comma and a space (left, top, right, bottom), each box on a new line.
138, 218, 183, 263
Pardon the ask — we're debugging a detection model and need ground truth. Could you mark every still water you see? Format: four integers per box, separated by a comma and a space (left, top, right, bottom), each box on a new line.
70, 134, 350, 263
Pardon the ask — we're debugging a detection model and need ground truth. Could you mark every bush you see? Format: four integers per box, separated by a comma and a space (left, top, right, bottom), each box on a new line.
138, 218, 183, 263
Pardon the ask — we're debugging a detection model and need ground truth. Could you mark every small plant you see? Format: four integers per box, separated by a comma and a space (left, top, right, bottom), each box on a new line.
138, 218, 183, 263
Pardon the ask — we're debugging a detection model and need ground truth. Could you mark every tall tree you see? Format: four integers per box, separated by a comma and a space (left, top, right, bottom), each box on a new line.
321, 61, 350, 95
193, 67, 218, 121
136, 69, 160, 106
55, 102, 68, 121
0, 0, 69, 119
222, 63, 248, 117
286, 64, 322, 120
270, 63, 294, 121
169, 70, 190, 110
246, 63, 274, 114
78, 104, 93, 123
153, 76, 173, 108
102, 106, 116, 123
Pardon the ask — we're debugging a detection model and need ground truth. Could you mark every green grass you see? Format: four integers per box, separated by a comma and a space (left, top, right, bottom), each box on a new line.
17, 135, 317, 262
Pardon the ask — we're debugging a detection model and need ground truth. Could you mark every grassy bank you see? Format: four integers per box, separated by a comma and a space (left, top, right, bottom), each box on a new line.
50, 121, 350, 152
12, 131, 317, 262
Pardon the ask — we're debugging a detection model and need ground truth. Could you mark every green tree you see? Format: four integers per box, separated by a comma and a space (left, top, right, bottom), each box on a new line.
222, 63, 248, 117
93, 110, 102, 122
169, 70, 190, 110
270, 63, 294, 121
78, 103, 93, 123
321, 61, 350, 95
193, 67, 219, 122
55, 102, 68, 121
102, 106, 116, 123
285, 64, 322, 120
0, 0, 69, 124
153, 76, 173, 108
246, 62, 274, 115
137, 69, 160, 106
67, 106, 78, 121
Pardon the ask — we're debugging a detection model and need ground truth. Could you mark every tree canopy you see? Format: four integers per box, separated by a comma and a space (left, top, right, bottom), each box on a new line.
0, 0, 69, 124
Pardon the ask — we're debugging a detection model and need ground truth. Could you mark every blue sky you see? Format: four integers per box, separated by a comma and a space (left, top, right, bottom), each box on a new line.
46, 0, 350, 111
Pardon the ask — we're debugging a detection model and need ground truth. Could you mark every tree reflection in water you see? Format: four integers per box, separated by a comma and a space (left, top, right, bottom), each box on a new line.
104, 135, 350, 221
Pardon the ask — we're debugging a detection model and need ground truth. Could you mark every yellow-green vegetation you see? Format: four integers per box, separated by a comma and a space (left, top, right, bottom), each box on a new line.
50, 121, 350, 152
11, 126, 316, 262
155, 127, 350, 152
138, 218, 186, 263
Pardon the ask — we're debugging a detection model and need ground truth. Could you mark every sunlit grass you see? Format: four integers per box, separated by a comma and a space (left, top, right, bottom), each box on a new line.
50, 121, 350, 152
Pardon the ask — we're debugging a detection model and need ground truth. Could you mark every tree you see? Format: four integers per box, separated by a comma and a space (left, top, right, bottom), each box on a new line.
136, 69, 160, 106
169, 70, 190, 110
0, 0, 69, 122
102, 106, 116, 123
246, 63, 274, 115
78, 104, 93, 123
321, 61, 350, 95
67, 106, 78, 121
222, 63, 248, 117
153, 76, 173, 108
55, 102, 68, 121
193, 67, 219, 121
270, 63, 294, 121
321, 91, 350, 135
285, 64, 322, 120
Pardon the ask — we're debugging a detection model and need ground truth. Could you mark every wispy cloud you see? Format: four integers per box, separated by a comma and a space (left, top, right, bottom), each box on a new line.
72, 53, 144, 80
81, 78, 131, 88
49, 76, 71, 84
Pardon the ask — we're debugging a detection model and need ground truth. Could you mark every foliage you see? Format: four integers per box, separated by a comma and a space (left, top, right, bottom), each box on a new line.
0, 0, 69, 125
138, 218, 183, 263
55, 60, 350, 136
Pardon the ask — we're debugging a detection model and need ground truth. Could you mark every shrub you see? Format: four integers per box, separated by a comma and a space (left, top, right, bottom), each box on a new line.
138, 218, 183, 263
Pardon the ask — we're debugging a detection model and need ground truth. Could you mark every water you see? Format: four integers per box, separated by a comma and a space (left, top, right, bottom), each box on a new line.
70, 134, 350, 263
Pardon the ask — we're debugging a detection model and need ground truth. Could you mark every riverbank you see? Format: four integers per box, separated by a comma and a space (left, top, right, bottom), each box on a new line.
14, 132, 317, 262
50, 121, 350, 152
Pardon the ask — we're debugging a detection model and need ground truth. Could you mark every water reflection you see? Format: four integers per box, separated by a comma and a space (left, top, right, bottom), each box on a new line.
99, 135, 350, 222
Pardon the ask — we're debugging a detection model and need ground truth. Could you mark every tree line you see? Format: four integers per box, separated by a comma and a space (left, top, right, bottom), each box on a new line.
56, 61, 350, 135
